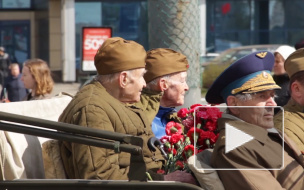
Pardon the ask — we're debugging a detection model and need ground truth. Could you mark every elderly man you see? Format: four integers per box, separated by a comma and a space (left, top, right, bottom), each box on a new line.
274, 48, 304, 152
136, 48, 189, 139
58, 38, 196, 184
205, 51, 304, 189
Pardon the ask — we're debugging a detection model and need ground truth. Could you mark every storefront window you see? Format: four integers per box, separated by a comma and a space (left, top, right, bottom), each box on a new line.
75, 0, 148, 70
0, 0, 31, 9
206, 0, 304, 52
0, 20, 30, 64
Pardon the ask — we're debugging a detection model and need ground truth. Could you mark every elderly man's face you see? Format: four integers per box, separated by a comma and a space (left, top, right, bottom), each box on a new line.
122, 68, 146, 103
234, 90, 277, 129
161, 71, 189, 107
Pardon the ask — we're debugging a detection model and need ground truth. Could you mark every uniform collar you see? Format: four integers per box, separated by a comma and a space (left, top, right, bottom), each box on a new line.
156, 106, 175, 117
284, 98, 304, 113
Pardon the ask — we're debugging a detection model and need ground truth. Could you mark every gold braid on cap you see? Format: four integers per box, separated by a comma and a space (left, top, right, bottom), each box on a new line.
231, 71, 278, 94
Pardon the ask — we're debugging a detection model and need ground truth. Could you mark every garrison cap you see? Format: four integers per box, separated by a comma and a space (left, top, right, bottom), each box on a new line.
206, 51, 281, 104
94, 37, 146, 75
144, 48, 189, 83
284, 48, 304, 78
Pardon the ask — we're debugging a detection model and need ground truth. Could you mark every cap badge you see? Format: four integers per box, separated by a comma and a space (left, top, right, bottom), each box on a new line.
256, 52, 267, 58
186, 64, 189, 68
262, 71, 268, 78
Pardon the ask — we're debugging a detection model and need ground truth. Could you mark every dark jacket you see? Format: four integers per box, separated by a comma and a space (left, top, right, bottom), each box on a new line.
0, 74, 27, 102
273, 74, 290, 111
59, 80, 164, 180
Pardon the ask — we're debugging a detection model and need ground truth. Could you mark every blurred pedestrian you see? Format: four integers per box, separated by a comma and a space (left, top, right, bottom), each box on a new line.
1, 63, 27, 102
272, 45, 295, 112
21, 58, 54, 101
0, 46, 11, 88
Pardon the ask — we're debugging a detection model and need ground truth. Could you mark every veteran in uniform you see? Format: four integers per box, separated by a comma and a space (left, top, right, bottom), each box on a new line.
205, 51, 304, 189
274, 48, 304, 152
58, 38, 196, 184
136, 48, 189, 139
59, 37, 165, 180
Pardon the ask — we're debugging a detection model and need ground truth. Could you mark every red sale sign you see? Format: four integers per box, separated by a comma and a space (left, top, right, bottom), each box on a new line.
81, 27, 112, 72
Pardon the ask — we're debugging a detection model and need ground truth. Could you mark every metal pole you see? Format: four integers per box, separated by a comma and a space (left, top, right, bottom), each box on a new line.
148, 0, 201, 108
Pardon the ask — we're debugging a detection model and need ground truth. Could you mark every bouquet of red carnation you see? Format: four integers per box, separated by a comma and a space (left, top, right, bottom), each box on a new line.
158, 104, 222, 174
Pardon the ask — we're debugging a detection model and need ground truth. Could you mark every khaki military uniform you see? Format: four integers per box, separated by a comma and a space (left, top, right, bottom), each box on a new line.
59, 80, 164, 180
134, 89, 162, 125
274, 98, 304, 151
212, 114, 304, 190
135, 90, 182, 131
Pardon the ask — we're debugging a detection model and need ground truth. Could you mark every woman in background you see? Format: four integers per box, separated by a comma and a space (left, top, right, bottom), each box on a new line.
21, 58, 54, 100
272, 45, 295, 111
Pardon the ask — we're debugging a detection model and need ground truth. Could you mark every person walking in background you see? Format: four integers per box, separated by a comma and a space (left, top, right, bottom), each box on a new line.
272, 45, 295, 111
21, 58, 54, 101
0, 46, 11, 88
274, 48, 304, 152
1, 63, 27, 102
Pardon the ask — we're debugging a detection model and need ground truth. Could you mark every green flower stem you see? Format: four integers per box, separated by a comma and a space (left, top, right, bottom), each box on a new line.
146, 172, 153, 181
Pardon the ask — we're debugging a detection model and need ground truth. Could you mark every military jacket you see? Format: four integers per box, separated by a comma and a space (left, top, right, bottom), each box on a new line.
212, 114, 304, 190
135, 89, 182, 136
274, 98, 304, 151
59, 80, 164, 180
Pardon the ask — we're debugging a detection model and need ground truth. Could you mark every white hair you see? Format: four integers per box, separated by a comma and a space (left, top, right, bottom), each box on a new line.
96, 69, 138, 85
145, 72, 181, 90
234, 93, 254, 102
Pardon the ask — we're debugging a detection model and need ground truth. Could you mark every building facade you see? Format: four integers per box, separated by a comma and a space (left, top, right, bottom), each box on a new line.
0, 0, 303, 82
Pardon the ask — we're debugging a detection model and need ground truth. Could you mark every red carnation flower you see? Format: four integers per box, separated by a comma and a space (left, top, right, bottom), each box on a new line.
182, 117, 194, 130
175, 160, 184, 170
165, 121, 182, 136
170, 134, 184, 144
160, 135, 170, 144
168, 148, 177, 155
205, 120, 217, 131
183, 144, 197, 158
177, 108, 189, 118
157, 169, 166, 174
187, 127, 203, 143
190, 104, 203, 110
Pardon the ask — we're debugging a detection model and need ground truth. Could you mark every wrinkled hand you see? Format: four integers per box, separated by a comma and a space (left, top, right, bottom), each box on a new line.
164, 170, 198, 186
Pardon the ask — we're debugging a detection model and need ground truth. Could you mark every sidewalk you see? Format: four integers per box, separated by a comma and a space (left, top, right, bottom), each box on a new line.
51, 82, 81, 97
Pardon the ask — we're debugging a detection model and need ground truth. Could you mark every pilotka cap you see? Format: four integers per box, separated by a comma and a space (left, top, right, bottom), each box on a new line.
284, 48, 304, 78
94, 37, 146, 75
144, 48, 189, 83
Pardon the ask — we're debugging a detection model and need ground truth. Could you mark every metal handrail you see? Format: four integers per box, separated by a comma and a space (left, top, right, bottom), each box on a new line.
0, 111, 147, 181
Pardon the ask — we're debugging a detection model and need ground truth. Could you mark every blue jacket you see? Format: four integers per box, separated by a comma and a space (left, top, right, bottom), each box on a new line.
152, 106, 176, 139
